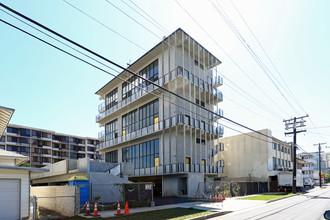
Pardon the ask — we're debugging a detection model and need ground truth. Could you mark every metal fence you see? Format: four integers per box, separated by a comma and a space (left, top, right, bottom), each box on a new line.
196, 181, 268, 198
91, 182, 154, 207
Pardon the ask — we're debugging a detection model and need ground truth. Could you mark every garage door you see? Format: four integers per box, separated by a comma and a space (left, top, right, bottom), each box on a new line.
0, 180, 20, 220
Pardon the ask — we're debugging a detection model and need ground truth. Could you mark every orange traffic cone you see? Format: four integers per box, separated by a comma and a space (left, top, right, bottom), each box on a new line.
116, 201, 121, 215
194, 192, 197, 201
124, 201, 130, 215
209, 194, 212, 202
215, 194, 217, 202
202, 193, 205, 199
93, 202, 99, 216
219, 195, 223, 202
84, 201, 90, 216
223, 193, 226, 200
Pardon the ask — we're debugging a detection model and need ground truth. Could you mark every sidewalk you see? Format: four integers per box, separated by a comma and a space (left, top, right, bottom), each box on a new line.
83, 198, 267, 218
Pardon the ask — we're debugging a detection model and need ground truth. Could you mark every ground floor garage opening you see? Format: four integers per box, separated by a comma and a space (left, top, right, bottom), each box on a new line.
0, 179, 20, 220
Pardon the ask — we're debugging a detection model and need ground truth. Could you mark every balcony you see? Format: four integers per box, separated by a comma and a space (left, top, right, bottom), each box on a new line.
213, 75, 223, 87
304, 158, 316, 164
42, 145, 52, 149
302, 166, 314, 171
164, 67, 223, 104
132, 163, 222, 177
97, 114, 224, 151
98, 130, 105, 140
303, 174, 314, 178
98, 102, 105, 113
96, 78, 163, 123
211, 109, 224, 121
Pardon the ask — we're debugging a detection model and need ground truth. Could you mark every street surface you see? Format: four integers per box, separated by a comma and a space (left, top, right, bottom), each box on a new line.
214, 186, 330, 220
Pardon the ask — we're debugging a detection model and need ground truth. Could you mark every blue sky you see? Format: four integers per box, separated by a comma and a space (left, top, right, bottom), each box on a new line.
0, 0, 329, 152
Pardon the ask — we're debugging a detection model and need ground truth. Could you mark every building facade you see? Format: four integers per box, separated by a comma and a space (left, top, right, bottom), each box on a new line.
219, 129, 293, 191
300, 153, 317, 181
95, 28, 224, 197
0, 124, 100, 167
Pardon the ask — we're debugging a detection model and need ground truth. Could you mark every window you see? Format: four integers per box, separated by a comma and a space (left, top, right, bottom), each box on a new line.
277, 158, 280, 165
285, 148, 287, 153
105, 88, 118, 110
122, 60, 158, 100
123, 110, 138, 134
207, 76, 212, 85
281, 146, 284, 152
201, 101, 205, 107
105, 150, 118, 163
281, 159, 284, 166
122, 139, 159, 169
277, 144, 280, 151
196, 138, 201, 144
105, 119, 118, 141
185, 157, 190, 164
272, 143, 276, 150
273, 157, 276, 170
285, 160, 287, 167
201, 139, 206, 145
139, 99, 159, 130
288, 161, 291, 168
200, 79, 204, 88
288, 149, 291, 154
195, 99, 200, 105
184, 115, 190, 125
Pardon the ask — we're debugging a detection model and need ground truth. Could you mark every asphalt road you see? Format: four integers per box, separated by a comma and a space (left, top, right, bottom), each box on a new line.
213, 186, 330, 220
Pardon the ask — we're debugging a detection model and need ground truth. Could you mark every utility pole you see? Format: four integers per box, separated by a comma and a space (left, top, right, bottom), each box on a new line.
313, 143, 326, 188
284, 115, 308, 193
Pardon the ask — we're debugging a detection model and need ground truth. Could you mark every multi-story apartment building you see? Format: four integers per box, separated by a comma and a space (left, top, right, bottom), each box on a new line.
300, 153, 317, 181
219, 129, 293, 191
0, 124, 100, 167
95, 28, 224, 197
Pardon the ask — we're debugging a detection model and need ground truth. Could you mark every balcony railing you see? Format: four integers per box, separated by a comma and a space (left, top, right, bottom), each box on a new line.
97, 114, 224, 151
132, 163, 222, 176
302, 166, 314, 171
98, 102, 105, 113
96, 79, 163, 123
98, 130, 105, 140
304, 158, 316, 164
213, 75, 223, 87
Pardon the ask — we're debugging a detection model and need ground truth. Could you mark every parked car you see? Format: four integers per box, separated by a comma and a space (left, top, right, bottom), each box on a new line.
303, 178, 314, 188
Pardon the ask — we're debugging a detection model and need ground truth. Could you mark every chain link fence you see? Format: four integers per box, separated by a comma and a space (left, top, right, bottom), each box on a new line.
196, 181, 268, 198
91, 182, 154, 208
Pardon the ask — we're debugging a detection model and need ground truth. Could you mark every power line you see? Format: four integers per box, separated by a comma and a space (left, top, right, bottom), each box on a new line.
0, 2, 295, 143
174, 0, 292, 119
211, 0, 299, 116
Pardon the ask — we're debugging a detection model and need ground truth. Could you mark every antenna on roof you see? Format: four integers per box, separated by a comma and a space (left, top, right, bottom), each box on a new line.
127, 59, 131, 67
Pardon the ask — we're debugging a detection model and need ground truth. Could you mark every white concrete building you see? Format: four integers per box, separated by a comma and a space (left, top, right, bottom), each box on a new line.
95, 28, 224, 197
300, 153, 317, 181
219, 129, 293, 191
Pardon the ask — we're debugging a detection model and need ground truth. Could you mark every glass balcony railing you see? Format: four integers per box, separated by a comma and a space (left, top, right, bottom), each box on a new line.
97, 114, 224, 151
98, 130, 105, 140
213, 75, 223, 86
98, 102, 105, 113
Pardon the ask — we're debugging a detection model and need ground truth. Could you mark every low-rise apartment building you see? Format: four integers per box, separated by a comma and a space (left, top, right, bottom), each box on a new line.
0, 124, 100, 167
95, 28, 224, 197
219, 129, 293, 191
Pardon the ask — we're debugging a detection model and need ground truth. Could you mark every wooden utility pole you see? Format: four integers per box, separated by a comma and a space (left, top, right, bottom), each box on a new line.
284, 115, 308, 193
314, 143, 326, 188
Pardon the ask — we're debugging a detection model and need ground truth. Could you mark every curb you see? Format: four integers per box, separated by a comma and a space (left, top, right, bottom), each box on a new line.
266, 194, 297, 203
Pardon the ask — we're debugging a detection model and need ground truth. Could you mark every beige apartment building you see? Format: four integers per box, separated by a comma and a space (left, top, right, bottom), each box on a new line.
0, 124, 100, 167
95, 28, 224, 197
219, 129, 293, 191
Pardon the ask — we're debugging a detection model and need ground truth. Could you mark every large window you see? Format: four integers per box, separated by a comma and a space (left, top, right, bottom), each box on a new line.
122, 144, 139, 168
122, 109, 139, 134
105, 119, 118, 141
139, 99, 159, 129
121, 99, 159, 135
105, 150, 118, 163
122, 138, 159, 169
105, 88, 118, 110
122, 60, 158, 100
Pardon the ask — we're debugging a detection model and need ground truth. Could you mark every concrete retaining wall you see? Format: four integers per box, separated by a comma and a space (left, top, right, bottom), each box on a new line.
30, 185, 79, 216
